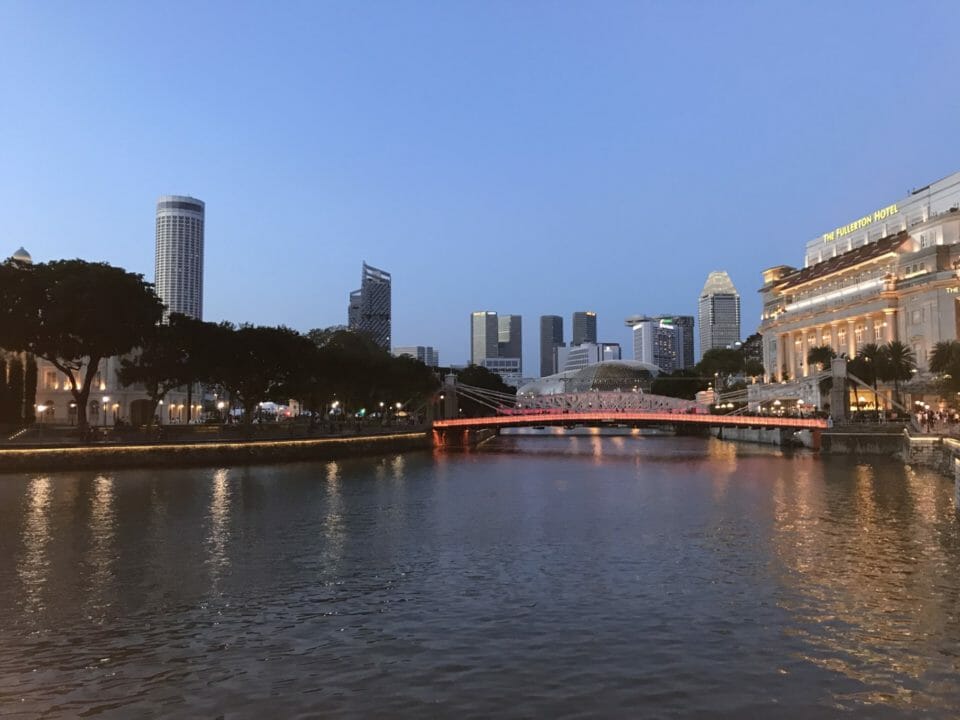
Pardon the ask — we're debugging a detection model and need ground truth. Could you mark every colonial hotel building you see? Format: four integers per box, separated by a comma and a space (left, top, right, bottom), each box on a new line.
759, 171, 960, 388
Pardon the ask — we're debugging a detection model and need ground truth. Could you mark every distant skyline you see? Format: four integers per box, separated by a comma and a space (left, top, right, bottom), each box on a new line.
3, 1, 960, 372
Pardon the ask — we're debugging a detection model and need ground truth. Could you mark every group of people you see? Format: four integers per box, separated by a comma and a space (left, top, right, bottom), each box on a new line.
916, 408, 960, 434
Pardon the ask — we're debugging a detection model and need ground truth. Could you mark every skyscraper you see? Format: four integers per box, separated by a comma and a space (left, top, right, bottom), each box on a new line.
698, 271, 741, 357
572, 311, 597, 345
348, 262, 392, 348
539, 315, 564, 377
471, 311, 499, 365
497, 314, 522, 375
627, 315, 694, 373
155, 195, 204, 320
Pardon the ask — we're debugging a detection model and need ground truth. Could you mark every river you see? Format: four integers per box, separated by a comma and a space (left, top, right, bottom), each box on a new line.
1, 433, 958, 718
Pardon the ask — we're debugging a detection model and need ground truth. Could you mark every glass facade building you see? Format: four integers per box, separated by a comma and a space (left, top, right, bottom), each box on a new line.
572, 311, 597, 346
539, 315, 564, 377
348, 262, 392, 349
698, 272, 741, 357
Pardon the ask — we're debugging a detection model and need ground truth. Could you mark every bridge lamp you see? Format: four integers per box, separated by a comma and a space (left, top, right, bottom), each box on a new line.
395, 402, 402, 410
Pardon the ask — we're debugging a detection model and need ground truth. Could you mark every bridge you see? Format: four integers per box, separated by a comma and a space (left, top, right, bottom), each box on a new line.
432, 381, 828, 449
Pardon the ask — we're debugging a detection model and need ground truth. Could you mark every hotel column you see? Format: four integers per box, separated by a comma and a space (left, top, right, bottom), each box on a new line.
800, 331, 810, 377
788, 332, 798, 380
830, 323, 840, 354
847, 319, 856, 358
776, 334, 786, 382
815, 327, 823, 350
884, 309, 896, 342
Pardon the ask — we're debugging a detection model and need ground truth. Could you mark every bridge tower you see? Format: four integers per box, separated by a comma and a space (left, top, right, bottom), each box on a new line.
830, 357, 847, 423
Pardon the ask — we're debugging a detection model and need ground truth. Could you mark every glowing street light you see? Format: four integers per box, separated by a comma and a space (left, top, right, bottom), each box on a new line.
102, 396, 110, 428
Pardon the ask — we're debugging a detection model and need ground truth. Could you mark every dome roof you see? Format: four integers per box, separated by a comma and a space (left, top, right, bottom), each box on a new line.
11, 247, 31, 264
519, 360, 659, 396
700, 270, 737, 297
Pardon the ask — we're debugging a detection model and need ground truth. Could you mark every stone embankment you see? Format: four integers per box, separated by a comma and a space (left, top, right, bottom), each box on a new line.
0, 431, 432, 473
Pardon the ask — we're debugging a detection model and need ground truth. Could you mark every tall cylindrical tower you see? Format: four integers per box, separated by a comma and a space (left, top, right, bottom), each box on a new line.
155, 195, 205, 320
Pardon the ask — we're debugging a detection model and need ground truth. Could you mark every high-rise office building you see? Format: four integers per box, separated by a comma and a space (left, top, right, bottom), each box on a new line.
155, 195, 204, 320
471, 311, 499, 365
539, 315, 564, 377
626, 314, 695, 372
698, 271, 741, 357
393, 346, 439, 367
497, 314, 522, 375
572, 311, 597, 345
348, 262, 392, 348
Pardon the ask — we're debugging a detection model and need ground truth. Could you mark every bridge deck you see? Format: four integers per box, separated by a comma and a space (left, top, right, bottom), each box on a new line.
433, 411, 827, 430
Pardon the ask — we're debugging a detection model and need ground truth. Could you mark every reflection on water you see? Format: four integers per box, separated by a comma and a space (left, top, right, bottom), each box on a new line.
17, 476, 51, 615
206, 468, 231, 590
86, 475, 116, 615
1, 437, 959, 718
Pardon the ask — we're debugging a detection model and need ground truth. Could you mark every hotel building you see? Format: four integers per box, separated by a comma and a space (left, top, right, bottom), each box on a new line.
759, 172, 960, 381
155, 195, 204, 320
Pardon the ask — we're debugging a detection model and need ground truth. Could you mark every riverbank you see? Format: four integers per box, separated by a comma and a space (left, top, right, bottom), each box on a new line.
0, 431, 432, 473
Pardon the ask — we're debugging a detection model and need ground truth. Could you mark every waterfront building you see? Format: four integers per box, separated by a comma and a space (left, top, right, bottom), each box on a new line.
572, 311, 597, 346
557, 342, 621, 373
155, 195, 204, 320
348, 262, 392, 349
698, 272, 741, 357
471, 311, 499, 366
497, 315, 522, 375
539, 315, 564, 377
393, 346, 439, 367
758, 171, 960, 382
626, 315, 695, 372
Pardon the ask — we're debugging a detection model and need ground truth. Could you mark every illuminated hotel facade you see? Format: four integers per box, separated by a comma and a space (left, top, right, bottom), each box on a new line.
759, 172, 960, 382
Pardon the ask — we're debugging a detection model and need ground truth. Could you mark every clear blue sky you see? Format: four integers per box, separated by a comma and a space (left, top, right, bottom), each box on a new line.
3, 1, 960, 371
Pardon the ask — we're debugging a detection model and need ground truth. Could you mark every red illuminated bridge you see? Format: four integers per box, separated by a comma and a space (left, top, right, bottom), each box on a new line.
431, 410, 827, 448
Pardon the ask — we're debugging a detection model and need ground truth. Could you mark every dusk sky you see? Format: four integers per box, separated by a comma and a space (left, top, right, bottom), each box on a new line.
3, 1, 960, 371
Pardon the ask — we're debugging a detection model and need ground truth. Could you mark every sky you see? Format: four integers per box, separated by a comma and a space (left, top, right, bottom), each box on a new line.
3, 1, 960, 372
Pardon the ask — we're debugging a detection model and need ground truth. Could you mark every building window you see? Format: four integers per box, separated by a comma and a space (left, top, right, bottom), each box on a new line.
874, 324, 883, 341
854, 326, 863, 346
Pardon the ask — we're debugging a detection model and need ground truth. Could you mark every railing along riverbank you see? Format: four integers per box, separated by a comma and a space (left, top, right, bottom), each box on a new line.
0, 427, 432, 473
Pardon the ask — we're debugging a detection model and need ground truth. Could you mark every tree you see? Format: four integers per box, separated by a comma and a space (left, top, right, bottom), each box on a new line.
7, 355, 24, 424
117, 315, 222, 428
24, 355, 37, 424
878, 341, 916, 408
929, 340, 960, 397
650, 368, 709, 400
0, 357, 8, 424
211, 325, 316, 427
0, 260, 164, 430
455, 364, 516, 417
806, 345, 836, 372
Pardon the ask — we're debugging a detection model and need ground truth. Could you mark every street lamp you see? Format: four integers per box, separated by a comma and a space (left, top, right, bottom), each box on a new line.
102, 396, 109, 428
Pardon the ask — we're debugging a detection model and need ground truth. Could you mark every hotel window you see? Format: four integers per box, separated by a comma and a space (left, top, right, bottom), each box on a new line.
855, 326, 864, 346
838, 328, 847, 345
822, 332, 831, 347
874, 324, 883, 341
43, 370, 58, 390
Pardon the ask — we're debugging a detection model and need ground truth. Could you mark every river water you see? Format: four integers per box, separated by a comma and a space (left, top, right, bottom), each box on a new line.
1, 433, 959, 718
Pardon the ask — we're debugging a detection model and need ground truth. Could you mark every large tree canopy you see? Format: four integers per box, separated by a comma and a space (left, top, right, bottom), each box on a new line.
0, 259, 163, 429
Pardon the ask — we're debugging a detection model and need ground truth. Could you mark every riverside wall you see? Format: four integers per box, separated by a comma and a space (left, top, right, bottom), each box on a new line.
0, 431, 433, 474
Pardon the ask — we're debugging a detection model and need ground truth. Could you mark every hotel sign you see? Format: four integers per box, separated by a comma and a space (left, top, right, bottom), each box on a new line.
822, 203, 898, 242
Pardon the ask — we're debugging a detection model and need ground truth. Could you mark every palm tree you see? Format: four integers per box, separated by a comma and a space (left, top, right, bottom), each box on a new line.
806, 345, 837, 372
878, 341, 916, 408
929, 340, 960, 397
929, 340, 960, 373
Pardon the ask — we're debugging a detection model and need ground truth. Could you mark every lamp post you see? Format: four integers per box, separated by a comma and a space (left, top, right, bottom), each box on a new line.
102, 396, 109, 428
